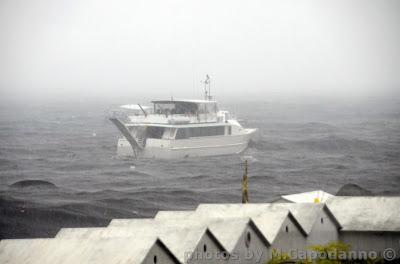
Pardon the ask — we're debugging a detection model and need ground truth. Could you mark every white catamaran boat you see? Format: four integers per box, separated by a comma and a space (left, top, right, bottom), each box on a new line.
110, 76, 257, 159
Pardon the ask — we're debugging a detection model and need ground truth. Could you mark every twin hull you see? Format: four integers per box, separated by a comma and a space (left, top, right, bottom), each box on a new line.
117, 129, 256, 159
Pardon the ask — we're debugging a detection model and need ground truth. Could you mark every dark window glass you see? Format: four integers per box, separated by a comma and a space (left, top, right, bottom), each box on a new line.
176, 128, 189, 139
176, 126, 225, 139
153, 102, 198, 115
216, 126, 225, 135
189, 126, 224, 137
147, 126, 165, 139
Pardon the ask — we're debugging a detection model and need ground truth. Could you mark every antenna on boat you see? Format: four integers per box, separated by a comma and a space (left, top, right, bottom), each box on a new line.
203, 74, 211, 100
137, 104, 147, 117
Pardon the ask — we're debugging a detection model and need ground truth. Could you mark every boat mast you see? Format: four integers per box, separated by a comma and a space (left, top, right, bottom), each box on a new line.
203, 74, 211, 101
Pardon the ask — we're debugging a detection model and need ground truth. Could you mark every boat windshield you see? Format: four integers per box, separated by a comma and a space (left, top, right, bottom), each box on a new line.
153, 101, 218, 115
153, 102, 197, 115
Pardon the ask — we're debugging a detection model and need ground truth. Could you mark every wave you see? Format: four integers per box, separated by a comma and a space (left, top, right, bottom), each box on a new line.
0, 159, 18, 169
240, 155, 259, 163
336, 183, 373, 196
58, 201, 141, 219
184, 174, 209, 180
0, 147, 34, 155
295, 122, 338, 133
10, 180, 57, 189
249, 139, 286, 151
57, 163, 96, 172
292, 136, 376, 153
0, 196, 110, 239
382, 151, 400, 162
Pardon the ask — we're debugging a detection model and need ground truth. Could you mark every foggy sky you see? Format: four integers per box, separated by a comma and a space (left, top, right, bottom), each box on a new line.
1, 0, 399, 102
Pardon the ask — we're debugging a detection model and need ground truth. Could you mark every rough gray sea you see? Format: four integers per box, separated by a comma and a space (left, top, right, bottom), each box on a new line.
1, 98, 399, 239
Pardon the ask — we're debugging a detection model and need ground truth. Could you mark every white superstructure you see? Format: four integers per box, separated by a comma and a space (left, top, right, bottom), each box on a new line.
110, 90, 257, 159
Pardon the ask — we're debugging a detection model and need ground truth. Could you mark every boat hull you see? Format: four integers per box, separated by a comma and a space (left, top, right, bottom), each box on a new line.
117, 129, 257, 159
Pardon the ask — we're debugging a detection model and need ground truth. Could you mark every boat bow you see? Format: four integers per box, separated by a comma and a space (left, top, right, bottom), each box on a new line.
109, 118, 143, 156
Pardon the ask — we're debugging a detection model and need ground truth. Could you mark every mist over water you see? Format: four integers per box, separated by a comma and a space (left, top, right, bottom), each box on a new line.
0, 97, 399, 239
1, 0, 400, 101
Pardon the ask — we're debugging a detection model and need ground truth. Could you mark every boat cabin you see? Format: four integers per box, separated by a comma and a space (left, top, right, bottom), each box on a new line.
126, 100, 223, 125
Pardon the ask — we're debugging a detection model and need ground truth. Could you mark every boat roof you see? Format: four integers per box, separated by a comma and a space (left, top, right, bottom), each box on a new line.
120, 104, 152, 110
151, 99, 217, 104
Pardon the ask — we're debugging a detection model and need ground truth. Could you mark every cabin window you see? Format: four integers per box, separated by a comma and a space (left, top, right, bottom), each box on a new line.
147, 126, 165, 139
154, 103, 175, 115
203, 244, 207, 252
175, 102, 197, 114
153, 256, 157, 264
227, 126, 232, 135
190, 126, 225, 137
176, 128, 189, 139
175, 126, 225, 139
321, 218, 324, 224
285, 226, 289, 232
153, 102, 197, 115
197, 103, 218, 114
162, 128, 176, 139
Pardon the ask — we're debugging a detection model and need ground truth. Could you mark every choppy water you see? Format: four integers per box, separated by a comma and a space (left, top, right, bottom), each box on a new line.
1, 98, 399, 239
